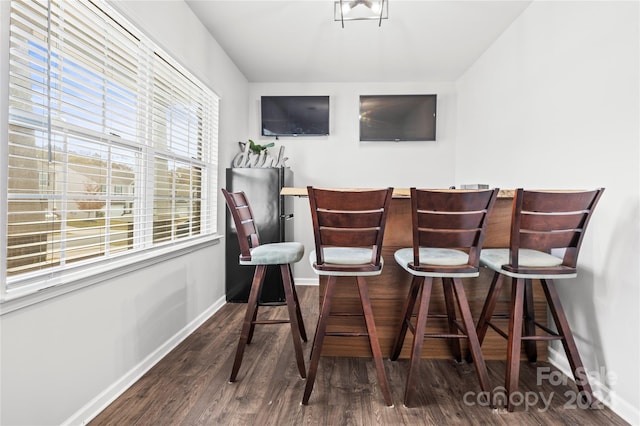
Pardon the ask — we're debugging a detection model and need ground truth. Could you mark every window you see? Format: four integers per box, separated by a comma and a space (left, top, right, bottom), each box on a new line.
3, 0, 219, 300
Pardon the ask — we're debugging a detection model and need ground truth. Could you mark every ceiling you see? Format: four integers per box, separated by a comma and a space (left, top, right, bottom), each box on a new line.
186, 0, 532, 83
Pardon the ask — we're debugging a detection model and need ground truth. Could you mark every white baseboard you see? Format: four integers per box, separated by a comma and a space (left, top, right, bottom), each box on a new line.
62, 294, 227, 426
547, 346, 639, 425
294, 277, 319, 286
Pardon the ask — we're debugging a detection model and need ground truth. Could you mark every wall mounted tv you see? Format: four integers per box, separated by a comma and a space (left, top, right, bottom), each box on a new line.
359, 94, 437, 141
261, 96, 330, 137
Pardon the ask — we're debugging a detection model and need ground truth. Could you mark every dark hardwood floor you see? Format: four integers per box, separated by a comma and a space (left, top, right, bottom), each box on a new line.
90, 286, 627, 425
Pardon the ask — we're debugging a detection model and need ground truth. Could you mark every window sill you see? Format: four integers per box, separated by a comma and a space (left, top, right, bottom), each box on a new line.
0, 235, 223, 315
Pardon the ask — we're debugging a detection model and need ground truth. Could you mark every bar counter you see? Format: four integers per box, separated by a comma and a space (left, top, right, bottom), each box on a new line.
282, 187, 547, 360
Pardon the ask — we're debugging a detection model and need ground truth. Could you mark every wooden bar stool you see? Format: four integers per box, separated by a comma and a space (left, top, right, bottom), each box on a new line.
222, 189, 307, 382
302, 187, 394, 406
390, 188, 499, 407
474, 188, 604, 411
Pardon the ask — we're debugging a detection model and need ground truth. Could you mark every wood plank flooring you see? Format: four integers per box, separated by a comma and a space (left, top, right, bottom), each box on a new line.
90, 286, 628, 425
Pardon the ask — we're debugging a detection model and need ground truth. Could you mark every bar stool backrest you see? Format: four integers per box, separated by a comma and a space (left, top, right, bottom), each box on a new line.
410, 188, 499, 272
506, 188, 605, 273
307, 187, 393, 272
222, 188, 260, 262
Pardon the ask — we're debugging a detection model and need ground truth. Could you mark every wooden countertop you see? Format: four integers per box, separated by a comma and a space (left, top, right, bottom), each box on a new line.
281, 187, 514, 198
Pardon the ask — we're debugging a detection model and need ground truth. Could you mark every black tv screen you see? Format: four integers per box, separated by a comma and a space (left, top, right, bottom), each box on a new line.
359, 94, 437, 141
261, 96, 330, 137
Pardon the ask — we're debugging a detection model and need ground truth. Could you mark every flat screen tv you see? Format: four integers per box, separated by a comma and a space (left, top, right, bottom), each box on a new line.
261, 96, 330, 137
359, 94, 437, 141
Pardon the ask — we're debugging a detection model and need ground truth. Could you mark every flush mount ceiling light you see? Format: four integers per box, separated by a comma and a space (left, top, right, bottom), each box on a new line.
334, 0, 388, 28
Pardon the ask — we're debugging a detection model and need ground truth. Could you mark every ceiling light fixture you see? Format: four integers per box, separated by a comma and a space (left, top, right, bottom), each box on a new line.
334, 0, 388, 28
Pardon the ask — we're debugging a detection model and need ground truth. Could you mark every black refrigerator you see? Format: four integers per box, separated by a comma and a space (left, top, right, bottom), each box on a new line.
225, 167, 294, 304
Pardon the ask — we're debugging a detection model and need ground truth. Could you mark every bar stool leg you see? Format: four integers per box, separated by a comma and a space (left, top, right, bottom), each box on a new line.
541, 278, 595, 406
451, 278, 491, 396
443, 278, 462, 362
506, 277, 524, 411
476, 272, 504, 346
230, 265, 266, 382
404, 277, 432, 407
391, 276, 421, 361
357, 276, 393, 407
307, 276, 329, 360
466, 272, 503, 364
523, 279, 538, 362
281, 264, 306, 379
247, 306, 258, 344
302, 276, 337, 405
288, 265, 308, 342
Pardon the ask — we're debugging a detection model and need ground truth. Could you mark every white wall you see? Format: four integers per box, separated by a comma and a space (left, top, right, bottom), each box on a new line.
0, 1, 249, 425
248, 82, 458, 279
456, 1, 639, 423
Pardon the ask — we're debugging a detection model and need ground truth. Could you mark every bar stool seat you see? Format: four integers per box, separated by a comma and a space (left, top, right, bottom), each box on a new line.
241, 242, 304, 265
395, 248, 471, 275
309, 248, 383, 273
480, 248, 568, 278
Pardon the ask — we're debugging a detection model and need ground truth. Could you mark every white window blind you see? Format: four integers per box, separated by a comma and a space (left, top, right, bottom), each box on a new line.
5, 0, 219, 298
